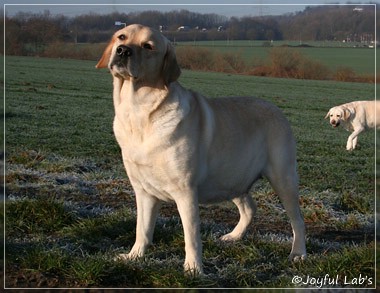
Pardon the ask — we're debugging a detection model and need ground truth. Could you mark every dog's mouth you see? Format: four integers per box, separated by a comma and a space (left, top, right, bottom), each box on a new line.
331, 121, 340, 128
110, 60, 138, 80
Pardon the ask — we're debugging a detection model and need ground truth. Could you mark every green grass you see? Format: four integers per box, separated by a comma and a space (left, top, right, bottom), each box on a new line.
5, 198, 76, 235
177, 41, 376, 75
4, 56, 376, 288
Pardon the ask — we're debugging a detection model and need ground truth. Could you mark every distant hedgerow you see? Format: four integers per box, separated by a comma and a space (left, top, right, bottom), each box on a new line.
175, 46, 248, 74
39, 42, 374, 83
175, 45, 372, 83
267, 47, 331, 80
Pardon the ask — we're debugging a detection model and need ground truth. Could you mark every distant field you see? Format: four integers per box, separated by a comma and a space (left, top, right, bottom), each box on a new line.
4, 56, 376, 288
177, 40, 376, 75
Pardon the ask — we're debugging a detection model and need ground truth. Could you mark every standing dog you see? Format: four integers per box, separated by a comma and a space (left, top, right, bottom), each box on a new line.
96, 24, 306, 274
325, 101, 379, 151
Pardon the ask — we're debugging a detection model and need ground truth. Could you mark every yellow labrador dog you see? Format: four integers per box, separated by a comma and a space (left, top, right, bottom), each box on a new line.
325, 101, 380, 151
96, 24, 306, 274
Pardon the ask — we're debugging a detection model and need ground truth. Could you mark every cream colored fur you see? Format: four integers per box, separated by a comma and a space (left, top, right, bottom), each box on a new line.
325, 101, 379, 150
96, 24, 306, 274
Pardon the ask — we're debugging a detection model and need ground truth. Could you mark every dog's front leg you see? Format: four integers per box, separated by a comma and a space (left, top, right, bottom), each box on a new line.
346, 127, 364, 150
118, 191, 161, 261
352, 136, 358, 149
175, 192, 203, 275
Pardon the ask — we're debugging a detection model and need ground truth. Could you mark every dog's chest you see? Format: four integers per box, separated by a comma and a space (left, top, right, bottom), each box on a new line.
113, 114, 163, 163
113, 111, 193, 201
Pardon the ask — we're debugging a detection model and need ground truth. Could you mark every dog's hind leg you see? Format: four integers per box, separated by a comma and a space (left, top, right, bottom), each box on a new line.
265, 161, 306, 261
221, 194, 256, 241
263, 131, 306, 260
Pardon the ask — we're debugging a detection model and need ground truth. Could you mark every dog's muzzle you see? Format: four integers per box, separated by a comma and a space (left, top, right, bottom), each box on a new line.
116, 45, 133, 58
331, 120, 340, 128
111, 45, 138, 79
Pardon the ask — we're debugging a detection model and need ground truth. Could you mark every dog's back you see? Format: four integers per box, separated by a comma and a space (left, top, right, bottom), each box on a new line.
344, 100, 380, 129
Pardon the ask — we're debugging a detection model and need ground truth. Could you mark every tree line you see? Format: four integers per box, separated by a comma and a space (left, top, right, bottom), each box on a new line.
3, 5, 378, 56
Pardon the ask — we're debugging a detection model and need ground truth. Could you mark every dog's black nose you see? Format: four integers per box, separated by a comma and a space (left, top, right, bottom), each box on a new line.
116, 45, 132, 57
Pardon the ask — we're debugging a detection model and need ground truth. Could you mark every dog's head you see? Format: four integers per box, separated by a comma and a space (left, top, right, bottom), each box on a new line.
324, 106, 351, 128
96, 24, 181, 87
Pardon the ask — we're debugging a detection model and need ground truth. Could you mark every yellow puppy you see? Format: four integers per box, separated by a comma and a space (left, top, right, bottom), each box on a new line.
325, 101, 380, 150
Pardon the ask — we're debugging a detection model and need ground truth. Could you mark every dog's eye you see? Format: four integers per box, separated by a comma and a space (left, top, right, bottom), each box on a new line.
118, 34, 126, 41
337, 115, 340, 117
142, 43, 154, 50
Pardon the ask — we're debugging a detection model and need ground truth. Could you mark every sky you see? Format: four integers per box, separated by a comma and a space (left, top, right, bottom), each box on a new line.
3, 1, 377, 18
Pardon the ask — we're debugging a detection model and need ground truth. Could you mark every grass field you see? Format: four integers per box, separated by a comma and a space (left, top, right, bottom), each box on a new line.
3, 56, 376, 288
177, 40, 376, 75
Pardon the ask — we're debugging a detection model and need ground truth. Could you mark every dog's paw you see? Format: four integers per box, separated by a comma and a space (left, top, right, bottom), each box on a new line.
220, 234, 235, 242
288, 253, 307, 262
113, 253, 131, 262
220, 232, 242, 242
114, 252, 141, 262
346, 143, 354, 151
184, 261, 203, 276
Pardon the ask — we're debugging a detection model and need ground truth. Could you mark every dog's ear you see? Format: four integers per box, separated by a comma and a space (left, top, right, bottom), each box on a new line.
342, 107, 351, 121
324, 110, 331, 119
96, 38, 115, 68
163, 43, 181, 86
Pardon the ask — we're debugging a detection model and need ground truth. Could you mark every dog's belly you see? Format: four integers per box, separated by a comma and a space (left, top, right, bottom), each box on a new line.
126, 160, 263, 204
123, 142, 265, 204
197, 174, 262, 204
197, 154, 266, 204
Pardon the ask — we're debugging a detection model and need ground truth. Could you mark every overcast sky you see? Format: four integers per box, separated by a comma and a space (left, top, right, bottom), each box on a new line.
3, 1, 376, 18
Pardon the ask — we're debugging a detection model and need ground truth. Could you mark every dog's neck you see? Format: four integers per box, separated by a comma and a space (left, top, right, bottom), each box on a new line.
112, 78, 188, 137
113, 76, 168, 109
113, 77, 184, 129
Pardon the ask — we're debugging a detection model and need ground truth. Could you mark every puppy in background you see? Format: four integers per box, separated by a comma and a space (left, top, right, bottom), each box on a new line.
325, 100, 380, 150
